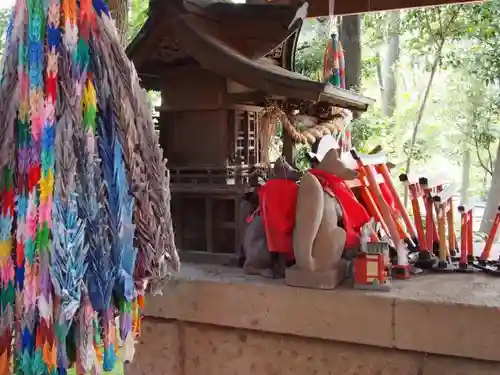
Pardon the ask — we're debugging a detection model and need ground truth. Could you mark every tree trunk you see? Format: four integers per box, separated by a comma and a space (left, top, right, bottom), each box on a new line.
479, 141, 500, 237
107, 0, 128, 45
403, 37, 445, 206
460, 143, 471, 205
382, 11, 400, 117
340, 15, 361, 123
375, 51, 384, 100
461, 114, 474, 204
340, 15, 361, 92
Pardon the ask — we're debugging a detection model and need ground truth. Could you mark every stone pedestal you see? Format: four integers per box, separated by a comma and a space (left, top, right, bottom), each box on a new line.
129, 264, 500, 375
285, 261, 346, 290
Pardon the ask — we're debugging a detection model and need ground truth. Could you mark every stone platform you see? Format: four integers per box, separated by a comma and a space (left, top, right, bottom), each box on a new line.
126, 264, 500, 375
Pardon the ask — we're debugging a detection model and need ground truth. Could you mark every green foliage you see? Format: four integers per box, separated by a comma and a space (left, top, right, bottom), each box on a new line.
0, 8, 12, 57
403, 5, 467, 50
0, 0, 496, 199
295, 145, 312, 171
294, 18, 330, 80
360, 54, 380, 81
443, 1, 500, 83
350, 111, 388, 152
127, 0, 149, 43
294, 37, 326, 80
362, 13, 389, 47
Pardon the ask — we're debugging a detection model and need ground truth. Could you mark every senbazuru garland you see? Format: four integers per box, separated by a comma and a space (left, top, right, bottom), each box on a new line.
0, 0, 180, 374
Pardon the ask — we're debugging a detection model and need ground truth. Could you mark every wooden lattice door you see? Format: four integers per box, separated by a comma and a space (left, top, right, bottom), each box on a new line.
232, 105, 261, 168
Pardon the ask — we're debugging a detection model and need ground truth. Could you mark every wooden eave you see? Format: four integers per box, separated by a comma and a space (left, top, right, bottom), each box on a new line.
171, 12, 374, 111
127, 0, 375, 110
127, 0, 303, 71
126, 9, 178, 73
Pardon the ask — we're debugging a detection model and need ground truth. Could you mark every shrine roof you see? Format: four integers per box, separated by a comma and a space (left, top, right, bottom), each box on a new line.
171, 15, 375, 111
127, 0, 374, 111
127, 0, 300, 75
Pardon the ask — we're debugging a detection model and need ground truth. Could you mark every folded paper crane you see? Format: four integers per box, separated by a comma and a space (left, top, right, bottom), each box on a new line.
0, 0, 180, 374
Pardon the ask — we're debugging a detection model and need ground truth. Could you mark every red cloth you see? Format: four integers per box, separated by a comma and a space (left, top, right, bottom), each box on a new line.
309, 168, 370, 249
258, 179, 298, 256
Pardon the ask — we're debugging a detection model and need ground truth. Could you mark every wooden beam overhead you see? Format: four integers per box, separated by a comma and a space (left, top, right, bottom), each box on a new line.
305, 0, 483, 17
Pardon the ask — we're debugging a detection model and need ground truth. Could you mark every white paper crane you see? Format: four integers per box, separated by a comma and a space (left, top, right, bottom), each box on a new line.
288, 1, 309, 29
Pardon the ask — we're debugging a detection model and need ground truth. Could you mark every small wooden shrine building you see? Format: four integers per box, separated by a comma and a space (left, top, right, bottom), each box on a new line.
129, 0, 479, 265
127, 0, 378, 265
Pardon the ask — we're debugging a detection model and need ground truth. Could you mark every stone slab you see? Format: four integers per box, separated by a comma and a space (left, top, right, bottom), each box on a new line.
146, 268, 394, 348
285, 263, 346, 290
127, 320, 500, 375
383, 272, 500, 307
395, 299, 500, 362
421, 355, 500, 375
183, 323, 421, 375
143, 263, 500, 361
125, 320, 181, 375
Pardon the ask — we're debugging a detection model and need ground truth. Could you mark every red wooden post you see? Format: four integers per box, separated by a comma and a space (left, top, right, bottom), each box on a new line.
377, 165, 417, 241
432, 183, 458, 271
459, 207, 468, 265
446, 198, 456, 256
350, 150, 415, 249
400, 174, 426, 249
467, 210, 474, 261
410, 184, 426, 247
480, 206, 500, 261
351, 153, 401, 250
436, 202, 448, 266
354, 175, 389, 236
457, 203, 474, 272
350, 150, 409, 277
424, 187, 435, 251
420, 177, 443, 253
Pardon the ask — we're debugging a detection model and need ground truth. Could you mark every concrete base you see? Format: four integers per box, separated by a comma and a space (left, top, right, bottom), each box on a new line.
128, 320, 500, 375
128, 263, 500, 375
354, 281, 391, 292
285, 262, 346, 290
